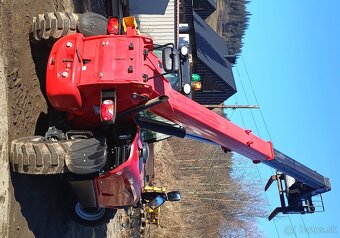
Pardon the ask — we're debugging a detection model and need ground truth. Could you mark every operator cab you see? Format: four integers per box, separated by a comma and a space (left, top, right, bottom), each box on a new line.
155, 44, 200, 96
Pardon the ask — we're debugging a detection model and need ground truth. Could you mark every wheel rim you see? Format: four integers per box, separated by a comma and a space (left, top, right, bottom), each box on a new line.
75, 203, 105, 221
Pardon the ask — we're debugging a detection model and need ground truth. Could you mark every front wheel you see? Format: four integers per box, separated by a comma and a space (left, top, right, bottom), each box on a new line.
72, 202, 117, 226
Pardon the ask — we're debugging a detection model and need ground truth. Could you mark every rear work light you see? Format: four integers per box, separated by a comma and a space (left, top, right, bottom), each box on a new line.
101, 99, 116, 123
107, 17, 119, 35
193, 82, 202, 91
183, 83, 191, 95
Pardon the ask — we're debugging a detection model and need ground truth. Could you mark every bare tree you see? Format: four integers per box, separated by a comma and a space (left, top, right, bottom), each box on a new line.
152, 138, 266, 238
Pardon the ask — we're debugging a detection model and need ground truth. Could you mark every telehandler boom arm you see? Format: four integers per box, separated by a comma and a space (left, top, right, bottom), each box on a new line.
144, 74, 330, 220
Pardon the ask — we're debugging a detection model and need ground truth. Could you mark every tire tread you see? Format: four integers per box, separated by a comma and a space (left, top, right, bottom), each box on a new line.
10, 137, 68, 175
31, 12, 79, 44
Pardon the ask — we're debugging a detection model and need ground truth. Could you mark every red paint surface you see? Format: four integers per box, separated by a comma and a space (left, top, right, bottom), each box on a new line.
46, 32, 275, 208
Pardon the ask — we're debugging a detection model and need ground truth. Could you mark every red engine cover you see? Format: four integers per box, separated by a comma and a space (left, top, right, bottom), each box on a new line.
46, 33, 161, 129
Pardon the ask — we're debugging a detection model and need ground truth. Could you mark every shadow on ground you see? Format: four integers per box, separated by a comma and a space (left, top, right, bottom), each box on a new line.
8, 1, 115, 237
11, 173, 109, 238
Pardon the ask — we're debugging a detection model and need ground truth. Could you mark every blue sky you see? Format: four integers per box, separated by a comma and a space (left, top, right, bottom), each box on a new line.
226, 1, 340, 237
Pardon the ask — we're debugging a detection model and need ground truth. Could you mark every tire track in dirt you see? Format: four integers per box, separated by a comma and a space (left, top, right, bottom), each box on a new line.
0, 38, 10, 238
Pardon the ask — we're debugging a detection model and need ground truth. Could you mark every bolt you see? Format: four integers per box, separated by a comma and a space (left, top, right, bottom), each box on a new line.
99, 72, 104, 78
66, 42, 73, 48
131, 93, 138, 99
245, 129, 252, 135
253, 160, 261, 164
61, 71, 69, 78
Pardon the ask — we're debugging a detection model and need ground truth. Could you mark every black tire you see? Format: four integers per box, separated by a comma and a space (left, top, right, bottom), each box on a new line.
78, 12, 108, 37
71, 202, 116, 226
31, 12, 79, 45
10, 136, 68, 174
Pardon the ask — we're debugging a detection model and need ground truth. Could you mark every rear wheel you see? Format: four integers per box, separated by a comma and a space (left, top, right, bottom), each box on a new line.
10, 136, 68, 174
31, 12, 79, 45
78, 12, 108, 37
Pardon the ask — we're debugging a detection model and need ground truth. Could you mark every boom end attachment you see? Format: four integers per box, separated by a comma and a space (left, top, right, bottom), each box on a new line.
266, 172, 325, 221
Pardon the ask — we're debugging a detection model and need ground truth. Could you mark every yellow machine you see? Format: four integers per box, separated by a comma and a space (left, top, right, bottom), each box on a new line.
141, 186, 181, 226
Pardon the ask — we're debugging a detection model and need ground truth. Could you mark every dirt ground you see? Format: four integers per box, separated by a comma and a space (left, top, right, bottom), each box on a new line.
0, 1, 127, 237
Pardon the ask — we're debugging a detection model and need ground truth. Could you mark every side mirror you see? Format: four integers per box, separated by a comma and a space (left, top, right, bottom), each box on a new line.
162, 47, 180, 73
167, 191, 181, 202
148, 195, 166, 209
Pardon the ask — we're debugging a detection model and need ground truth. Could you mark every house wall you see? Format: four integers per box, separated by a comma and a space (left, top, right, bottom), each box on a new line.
129, 0, 177, 46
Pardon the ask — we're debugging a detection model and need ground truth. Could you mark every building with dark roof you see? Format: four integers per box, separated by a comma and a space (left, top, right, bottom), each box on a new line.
192, 11, 236, 104
193, 0, 216, 20
180, 0, 237, 105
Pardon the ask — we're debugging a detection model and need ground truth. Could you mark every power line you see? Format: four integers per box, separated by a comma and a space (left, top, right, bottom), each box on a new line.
235, 66, 259, 134
234, 65, 282, 238
234, 94, 246, 128
240, 55, 310, 238
255, 166, 282, 238
300, 215, 311, 238
241, 56, 272, 141
204, 105, 259, 109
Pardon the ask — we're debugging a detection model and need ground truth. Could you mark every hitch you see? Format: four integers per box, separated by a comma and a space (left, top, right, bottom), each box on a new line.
45, 126, 66, 141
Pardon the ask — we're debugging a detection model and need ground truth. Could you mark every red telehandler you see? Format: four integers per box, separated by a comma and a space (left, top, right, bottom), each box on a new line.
10, 3, 331, 226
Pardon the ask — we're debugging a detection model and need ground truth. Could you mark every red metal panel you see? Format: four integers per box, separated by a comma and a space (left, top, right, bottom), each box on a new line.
146, 74, 275, 162
151, 95, 274, 161
95, 132, 142, 208
46, 33, 156, 129
80, 35, 143, 84
46, 33, 83, 111
47, 32, 274, 162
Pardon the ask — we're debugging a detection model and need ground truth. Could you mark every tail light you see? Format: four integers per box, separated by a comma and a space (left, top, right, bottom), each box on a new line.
107, 17, 119, 35
191, 74, 202, 91
101, 99, 116, 123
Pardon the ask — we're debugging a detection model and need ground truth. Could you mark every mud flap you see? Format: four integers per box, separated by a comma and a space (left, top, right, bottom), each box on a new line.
78, 12, 108, 37
65, 137, 107, 174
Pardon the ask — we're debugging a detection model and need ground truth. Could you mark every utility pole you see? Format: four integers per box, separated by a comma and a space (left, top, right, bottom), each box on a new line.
204, 105, 259, 109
